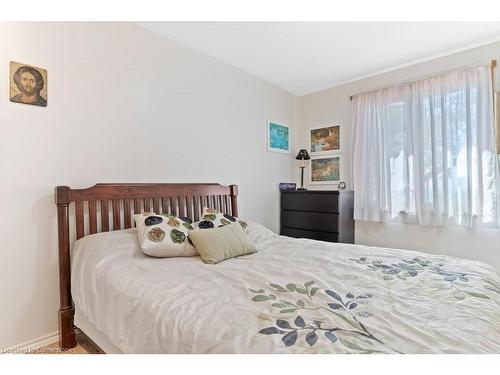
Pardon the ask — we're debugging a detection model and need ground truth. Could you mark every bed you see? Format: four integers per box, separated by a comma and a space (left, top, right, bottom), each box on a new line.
55, 183, 500, 353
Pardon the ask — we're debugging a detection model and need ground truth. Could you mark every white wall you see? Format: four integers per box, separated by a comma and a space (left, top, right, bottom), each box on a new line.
0, 22, 296, 348
297, 41, 500, 271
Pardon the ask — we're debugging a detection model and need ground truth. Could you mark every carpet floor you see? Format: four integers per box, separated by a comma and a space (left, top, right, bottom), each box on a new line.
36, 330, 101, 354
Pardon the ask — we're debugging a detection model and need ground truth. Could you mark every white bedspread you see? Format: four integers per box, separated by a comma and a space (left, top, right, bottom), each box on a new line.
72, 222, 500, 353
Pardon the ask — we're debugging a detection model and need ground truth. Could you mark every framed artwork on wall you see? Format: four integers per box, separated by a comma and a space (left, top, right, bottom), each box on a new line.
309, 125, 340, 155
267, 120, 290, 154
10, 61, 47, 107
310, 155, 342, 185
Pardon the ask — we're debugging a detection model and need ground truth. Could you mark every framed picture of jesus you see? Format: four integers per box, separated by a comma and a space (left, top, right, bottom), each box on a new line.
10, 61, 47, 107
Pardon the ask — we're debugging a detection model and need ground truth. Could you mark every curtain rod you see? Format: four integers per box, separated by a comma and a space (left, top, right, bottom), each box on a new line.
349, 59, 497, 101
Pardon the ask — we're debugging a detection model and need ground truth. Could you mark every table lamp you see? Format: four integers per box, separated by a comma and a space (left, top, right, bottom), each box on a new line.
295, 149, 310, 190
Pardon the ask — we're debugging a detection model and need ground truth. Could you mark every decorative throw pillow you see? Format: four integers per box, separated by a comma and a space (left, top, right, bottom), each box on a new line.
194, 207, 248, 231
188, 222, 256, 264
134, 213, 198, 258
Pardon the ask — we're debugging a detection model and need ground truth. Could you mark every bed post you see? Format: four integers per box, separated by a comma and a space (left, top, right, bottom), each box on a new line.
229, 184, 238, 217
55, 186, 77, 350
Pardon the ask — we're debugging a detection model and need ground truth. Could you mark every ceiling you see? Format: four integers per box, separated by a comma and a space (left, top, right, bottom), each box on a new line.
138, 22, 500, 96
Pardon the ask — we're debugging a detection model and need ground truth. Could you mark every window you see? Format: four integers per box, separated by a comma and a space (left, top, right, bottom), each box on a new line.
352, 65, 500, 228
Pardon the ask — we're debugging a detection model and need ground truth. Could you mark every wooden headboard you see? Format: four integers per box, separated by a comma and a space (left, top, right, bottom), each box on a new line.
54, 183, 238, 349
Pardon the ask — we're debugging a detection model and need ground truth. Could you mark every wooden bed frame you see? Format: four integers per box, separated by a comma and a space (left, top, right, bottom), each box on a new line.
55, 183, 239, 350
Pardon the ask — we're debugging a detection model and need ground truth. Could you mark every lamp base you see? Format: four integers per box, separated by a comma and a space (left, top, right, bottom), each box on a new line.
298, 166, 307, 191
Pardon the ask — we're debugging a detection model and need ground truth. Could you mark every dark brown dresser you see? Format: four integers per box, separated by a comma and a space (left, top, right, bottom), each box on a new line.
280, 190, 354, 244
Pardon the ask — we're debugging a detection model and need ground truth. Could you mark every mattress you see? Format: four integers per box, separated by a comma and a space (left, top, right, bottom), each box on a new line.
71, 221, 500, 353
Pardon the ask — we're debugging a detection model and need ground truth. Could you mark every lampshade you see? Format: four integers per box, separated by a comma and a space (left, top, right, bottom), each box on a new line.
295, 149, 310, 160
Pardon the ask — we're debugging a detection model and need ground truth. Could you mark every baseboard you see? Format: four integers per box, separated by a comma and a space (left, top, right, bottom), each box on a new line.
2, 331, 59, 354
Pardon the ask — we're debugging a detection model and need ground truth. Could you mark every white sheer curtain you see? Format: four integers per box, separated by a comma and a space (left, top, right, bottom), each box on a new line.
352, 64, 500, 228
352, 84, 414, 222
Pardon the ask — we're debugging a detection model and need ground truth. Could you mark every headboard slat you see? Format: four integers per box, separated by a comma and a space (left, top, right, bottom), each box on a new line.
153, 197, 160, 214
193, 196, 200, 221
181, 196, 187, 217
186, 195, 193, 220
88, 200, 97, 234
75, 201, 84, 239
219, 195, 225, 214
143, 198, 151, 212
161, 197, 169, 214
225, 195, 230, 215
170, 197, 176, 216
101, 200, 109, 232
124, 199, 132, 229
133, 199, 141, 214
112, 200, 121, 230
178, 196, 183, 216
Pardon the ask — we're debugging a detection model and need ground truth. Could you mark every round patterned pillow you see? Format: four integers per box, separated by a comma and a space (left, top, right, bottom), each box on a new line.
192, 207, 248, 232
134, 212, 198, 258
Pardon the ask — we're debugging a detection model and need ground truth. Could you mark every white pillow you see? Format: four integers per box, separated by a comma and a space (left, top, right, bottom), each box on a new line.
134, 213, 198, 258
193, 207, 248, 231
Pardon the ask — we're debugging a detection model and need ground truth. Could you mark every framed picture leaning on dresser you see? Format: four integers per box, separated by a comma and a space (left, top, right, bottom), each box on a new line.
310, 155, 343, 185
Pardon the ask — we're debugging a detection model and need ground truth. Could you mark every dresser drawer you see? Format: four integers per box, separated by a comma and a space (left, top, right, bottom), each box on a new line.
281, 192, 338, 213
281, 227, 338, 242
282, 211, 338, 233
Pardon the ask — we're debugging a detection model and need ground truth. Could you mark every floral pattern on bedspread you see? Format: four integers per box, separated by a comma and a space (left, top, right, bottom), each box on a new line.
243, 230, 500, 353
349, 256, 500, 301
250, 281, 402, 353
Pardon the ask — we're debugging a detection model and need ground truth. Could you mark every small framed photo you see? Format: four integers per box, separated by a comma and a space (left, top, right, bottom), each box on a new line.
267, 120, 290, 154
310, 125, 340, 155
310, 155, 342, 185
10, 61, 48, 107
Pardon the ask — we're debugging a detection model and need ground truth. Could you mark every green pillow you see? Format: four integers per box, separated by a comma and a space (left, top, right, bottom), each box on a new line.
188, 222, 256, 264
